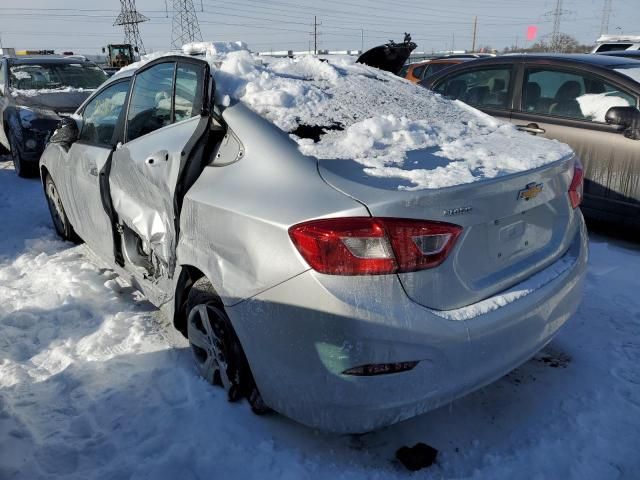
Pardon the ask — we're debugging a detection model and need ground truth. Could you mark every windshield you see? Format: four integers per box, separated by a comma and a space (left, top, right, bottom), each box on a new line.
111, 46, 131, 58
614, 65, 640, 84
9, 63, 108, 91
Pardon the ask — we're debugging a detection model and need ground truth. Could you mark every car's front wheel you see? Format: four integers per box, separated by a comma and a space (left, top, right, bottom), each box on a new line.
44, 173, 80, 243
9, 133, 37, 178
186, 277, 270, 414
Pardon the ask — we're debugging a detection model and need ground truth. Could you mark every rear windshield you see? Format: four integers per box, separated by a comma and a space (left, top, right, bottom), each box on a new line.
9, 63, 107, 91
596, 43, 633, 53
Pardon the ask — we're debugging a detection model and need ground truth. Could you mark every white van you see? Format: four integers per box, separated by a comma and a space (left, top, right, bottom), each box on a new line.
592, 35, 640, 53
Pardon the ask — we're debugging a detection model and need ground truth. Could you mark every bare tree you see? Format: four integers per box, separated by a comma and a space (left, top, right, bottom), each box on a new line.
502, 34, 591, 54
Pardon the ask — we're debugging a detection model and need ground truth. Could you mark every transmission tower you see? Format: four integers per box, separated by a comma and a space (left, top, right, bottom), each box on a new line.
551, 0, 563, 50
171, 0, 203, 48
544, 0, 571, 52
600, 0, 613, 36
310, 16, 322, 54
114, 0, 149, 54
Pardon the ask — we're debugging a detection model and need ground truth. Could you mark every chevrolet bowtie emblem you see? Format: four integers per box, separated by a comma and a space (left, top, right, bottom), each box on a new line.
518, 182, 543, 201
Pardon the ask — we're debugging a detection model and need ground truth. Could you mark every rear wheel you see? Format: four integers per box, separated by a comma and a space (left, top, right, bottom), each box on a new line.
44, 173, 81, 243
186, 278, 270, 414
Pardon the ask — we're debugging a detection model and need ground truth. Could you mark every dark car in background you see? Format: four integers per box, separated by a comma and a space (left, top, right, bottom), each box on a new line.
598, 50, 640, 61
420, 54, 640, 229
0, 55, 108, 177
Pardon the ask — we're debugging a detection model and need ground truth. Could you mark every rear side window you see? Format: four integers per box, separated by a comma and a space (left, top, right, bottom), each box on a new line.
521, 67, 636, 122
411, 65, 426, 79
423, 62, 451, 79
595, 43, 633, 53
434, 67, 512, 109
80, 80, 131, 146
0, 61, 5, 94
127, 62, 176, 142
126, 61, 205, 142
174, 62, 204, 122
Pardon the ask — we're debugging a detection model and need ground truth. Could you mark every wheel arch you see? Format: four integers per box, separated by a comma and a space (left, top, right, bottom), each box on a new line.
172, 264, 224, 336
40, 164, 50, 186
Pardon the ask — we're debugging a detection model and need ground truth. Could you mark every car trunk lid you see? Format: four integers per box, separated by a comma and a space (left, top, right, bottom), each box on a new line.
318, 154, 579, 310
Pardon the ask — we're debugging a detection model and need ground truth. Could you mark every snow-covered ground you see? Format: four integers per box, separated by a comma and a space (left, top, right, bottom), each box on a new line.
0, 159, 639, 479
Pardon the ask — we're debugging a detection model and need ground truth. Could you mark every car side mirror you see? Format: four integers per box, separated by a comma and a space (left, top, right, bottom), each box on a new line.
605, 106, 640, 140
102, 47, 106, 54
50, 117, 79, 145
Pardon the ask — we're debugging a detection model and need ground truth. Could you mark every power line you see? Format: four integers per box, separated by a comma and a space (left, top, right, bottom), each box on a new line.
171, 0, 203, 48
114, 0, 148, 54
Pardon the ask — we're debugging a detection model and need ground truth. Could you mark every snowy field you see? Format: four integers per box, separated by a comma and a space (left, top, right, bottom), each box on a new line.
0, 159, 639, 479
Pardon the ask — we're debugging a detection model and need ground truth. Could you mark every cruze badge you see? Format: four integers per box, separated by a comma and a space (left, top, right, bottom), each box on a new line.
518, 182, 543, 201
444, 206, 472, 216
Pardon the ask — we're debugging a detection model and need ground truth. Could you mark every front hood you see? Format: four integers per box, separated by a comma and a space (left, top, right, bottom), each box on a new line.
12, 91, 92, 113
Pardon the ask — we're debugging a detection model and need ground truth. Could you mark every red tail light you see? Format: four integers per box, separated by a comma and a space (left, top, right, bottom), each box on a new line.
288, 217, 462, 275
568, 159, 584, 209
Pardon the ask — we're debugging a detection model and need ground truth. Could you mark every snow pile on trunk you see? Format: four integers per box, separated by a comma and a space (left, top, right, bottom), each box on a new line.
126, 41, 574, 190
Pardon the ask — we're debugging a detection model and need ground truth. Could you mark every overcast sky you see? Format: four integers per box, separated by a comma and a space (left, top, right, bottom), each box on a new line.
0, 0, 638, 55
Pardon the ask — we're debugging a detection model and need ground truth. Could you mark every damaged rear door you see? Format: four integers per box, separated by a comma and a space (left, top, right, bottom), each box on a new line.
109, 57, 210, 283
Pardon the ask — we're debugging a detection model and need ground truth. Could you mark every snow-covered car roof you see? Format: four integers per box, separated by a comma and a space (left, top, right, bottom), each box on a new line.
119, 41, 573, 190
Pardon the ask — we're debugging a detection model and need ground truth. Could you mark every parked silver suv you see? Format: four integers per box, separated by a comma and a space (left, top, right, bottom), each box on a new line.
40, 46, 588, 433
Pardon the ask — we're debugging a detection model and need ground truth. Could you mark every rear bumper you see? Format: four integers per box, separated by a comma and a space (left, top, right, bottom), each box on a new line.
229, 217, 588, 433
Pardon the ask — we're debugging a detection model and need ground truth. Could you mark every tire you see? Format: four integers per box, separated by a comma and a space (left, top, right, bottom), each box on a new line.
9, 133, 37, 178
44, 173, 81, 243
186, 278, 271, 414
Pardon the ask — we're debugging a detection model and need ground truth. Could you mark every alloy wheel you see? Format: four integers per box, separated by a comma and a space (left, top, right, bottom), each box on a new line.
187, 303, 243, 401
45, 178, 66, 236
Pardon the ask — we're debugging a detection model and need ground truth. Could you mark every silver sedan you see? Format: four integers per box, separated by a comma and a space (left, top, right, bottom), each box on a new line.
39, 52, 588, 433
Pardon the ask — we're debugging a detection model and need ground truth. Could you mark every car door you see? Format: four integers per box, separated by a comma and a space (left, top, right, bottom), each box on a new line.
109, 57, 210, 284
61, 78, 131, 260
510, 65, 640, 219
430, 63, 516, 124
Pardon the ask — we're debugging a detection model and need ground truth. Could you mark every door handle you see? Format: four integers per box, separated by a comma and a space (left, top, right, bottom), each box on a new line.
89, 166, 98, 176
516, 123, 546, 135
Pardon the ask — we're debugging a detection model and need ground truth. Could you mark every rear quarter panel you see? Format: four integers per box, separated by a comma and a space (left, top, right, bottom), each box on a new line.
177, 102, 369, 305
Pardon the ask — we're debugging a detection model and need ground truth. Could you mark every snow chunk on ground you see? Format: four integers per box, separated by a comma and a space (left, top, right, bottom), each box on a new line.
124, 41, 574, 190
